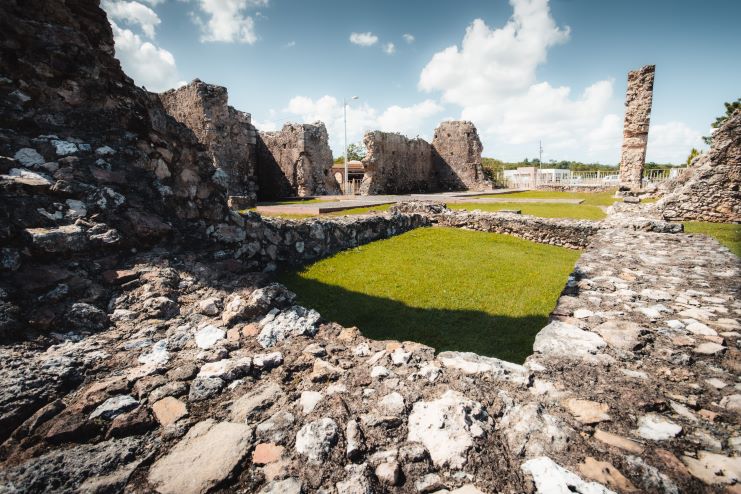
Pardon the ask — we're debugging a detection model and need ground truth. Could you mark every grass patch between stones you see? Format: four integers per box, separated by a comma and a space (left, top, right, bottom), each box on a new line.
447, 202, 606, 220
471, 189, 620, 206
279, 227, 580, 363
683, 222, 741, 257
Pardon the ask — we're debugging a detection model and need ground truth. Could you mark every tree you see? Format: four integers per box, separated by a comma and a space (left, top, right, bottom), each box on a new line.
686, 148, 700, 166
346, 143, 366, 161
703, 98, 740, 145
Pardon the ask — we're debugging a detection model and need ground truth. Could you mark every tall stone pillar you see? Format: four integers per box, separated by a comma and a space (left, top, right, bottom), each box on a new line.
619, 65, 655, 189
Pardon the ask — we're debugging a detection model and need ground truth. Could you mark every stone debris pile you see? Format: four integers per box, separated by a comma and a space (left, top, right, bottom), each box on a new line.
657, 109, 740, 223
0, 223, 738, 493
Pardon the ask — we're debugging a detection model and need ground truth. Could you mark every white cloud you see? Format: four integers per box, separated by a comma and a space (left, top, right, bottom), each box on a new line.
646, 121, 704, 163
377, 100, 443, 136
102, 0, 161, 38
349, 32, 379, 47
419, 0, 569, 106
284, 41, 296, 48
109, 21, 182, 91
253, 118, 279, 132
191, 0, 268, 44
414, 0, 707, 163
282, 95, 443, 154
403, 33, 415, 44
383, 42, 396, 55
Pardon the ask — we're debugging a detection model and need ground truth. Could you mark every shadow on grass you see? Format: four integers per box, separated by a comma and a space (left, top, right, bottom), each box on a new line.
279, 275, 546, 364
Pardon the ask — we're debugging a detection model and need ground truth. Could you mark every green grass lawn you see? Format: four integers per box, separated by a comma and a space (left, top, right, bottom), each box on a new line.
278, 227, 579, 363
683, 222, 741, 257
447, 202, 606, 220
472, 189, 620, 206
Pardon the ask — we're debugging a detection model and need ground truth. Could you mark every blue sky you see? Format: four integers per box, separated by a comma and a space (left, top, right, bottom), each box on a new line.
103, 0, 740, 164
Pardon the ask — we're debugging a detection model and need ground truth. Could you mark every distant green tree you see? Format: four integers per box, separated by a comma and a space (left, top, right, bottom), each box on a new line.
703, 98, 740, 145
686, 148, 700, 166
346, 143, 366, 161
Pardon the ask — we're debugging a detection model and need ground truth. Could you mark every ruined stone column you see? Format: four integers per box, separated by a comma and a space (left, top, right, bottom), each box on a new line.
619, 65, 655, 189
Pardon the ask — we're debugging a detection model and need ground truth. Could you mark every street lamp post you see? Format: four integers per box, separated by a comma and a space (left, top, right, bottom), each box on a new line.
344, 96, 359, 195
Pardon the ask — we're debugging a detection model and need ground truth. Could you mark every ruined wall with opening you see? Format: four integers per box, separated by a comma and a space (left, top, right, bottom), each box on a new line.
359, 131, 435, 195
256, 123, 339, 200
657, 109, 740, 222
359, 121, 490, 195
159, 80, 258, 208
432, 121, 491, 191
619, 65, 655, 190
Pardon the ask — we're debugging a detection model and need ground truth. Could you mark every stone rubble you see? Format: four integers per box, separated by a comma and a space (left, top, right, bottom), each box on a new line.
657, 109, 740, 223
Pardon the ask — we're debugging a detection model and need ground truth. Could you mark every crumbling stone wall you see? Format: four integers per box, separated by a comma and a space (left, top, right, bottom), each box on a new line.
392, 201, 681, 249
432, 121, 491, 191
619, 65, 655, 189
360, 122, 490, 195
657, 109, 740, 222
0, 0, 228, 257
159, 80, 258, 208
360, 131, 435, 194
257, 123, 339, 200
209, 212, 430, 270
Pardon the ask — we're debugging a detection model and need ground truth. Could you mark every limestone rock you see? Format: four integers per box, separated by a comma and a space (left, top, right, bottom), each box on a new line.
522, 457, 616, 494
438, 351, 530, 386
194, 325, 225, 349
257, 306, 320, 348
151, 397, 187, 426
636, 413, 682, 441
681, 451, 741, 485
89, 395, 138, 420
407, 390, 490, 469
148, 420, 254, 494
563, 399, 611, 425
533, 321, 607, 360
295, 417, 339, 464
578, 457, 638, 492
230, 383, 283, 422
593, 320, 645, 351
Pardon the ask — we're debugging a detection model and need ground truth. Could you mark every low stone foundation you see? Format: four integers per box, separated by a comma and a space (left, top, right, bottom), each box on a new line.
209, 212, 431, 269
391, 201, 681, 250
436, 211, 599, 249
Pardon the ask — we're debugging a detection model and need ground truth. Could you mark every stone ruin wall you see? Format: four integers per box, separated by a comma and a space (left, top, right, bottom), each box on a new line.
657, 109, 741, 222
256, 123, 340, 200
432, 121, 491, 191
159, 80, 259, 208
360, 131, 435, 194
619, 65, 655, 190
359, 122, 491, 195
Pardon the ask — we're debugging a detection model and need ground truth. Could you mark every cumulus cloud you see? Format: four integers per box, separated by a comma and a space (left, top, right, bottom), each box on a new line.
383, 42, 396, 55
647, 121, 704, 163
349, 32, 379, 47
191, 0, 268, 44
282, 95, 443, 154
403, 33, 415, 44
103, 0, 161, 38
419, 0, 569, 105
377, 100, 444, 136
109, 21, 182, 91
